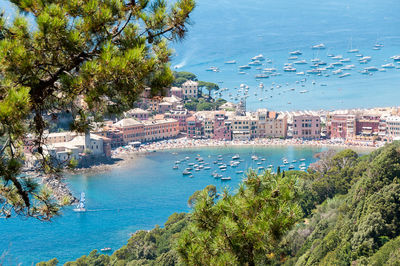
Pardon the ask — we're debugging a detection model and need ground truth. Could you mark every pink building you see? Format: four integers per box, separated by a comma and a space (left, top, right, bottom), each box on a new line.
292, 115, 321, 139
213, 112, 232, 140
187, 116, 204, 138
170, 87, 183, 99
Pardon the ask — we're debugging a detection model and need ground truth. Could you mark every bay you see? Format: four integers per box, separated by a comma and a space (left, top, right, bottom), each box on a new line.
2, 145, 329, 264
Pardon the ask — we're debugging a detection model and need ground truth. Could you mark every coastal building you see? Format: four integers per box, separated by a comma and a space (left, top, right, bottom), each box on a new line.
186, 116, 204, 138
213, 112, 232, 140
47, 133, 111, 162
142, 119, 179, 142
355, 115, 381, 137
124, 108, 150, 120
114, 118, 145, 144
292, 114, 321, 139
170, 87, 183, 99
92, 124, 124, 148
256, 109, 287, 138
386, 116, 400, 139
327, 114, 356, 139
164, 109, 189, 133
229, 114, 257, 141
182, 80, 199, 99
46, 131, 77, 144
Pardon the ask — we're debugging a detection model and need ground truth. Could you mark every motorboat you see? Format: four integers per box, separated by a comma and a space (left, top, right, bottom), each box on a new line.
283, 66, 296, 72
339, 73, 351, 78
236, 170, 244, 174
312, 43, 326, 49
294, 60, 307, 65
239, 65, 251, 70
182, 170, 192, 175
290, 50, 302, 55
221, 177, 232, 181
173, 165, 178, 169
225, 60, 237, 64
382, 63, 395, 68
347, 49, 359, 53
101, 247, 112, 252
255, 74, 269, 79
232, 154, 240, 160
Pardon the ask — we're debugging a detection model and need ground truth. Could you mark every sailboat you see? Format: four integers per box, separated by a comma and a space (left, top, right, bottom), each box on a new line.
73, 192, 86, 212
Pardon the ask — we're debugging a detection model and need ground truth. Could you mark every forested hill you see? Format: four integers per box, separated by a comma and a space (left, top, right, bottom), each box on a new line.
39, 142, 400, 265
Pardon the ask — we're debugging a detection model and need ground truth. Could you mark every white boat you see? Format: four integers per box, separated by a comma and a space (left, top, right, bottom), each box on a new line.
219, 164, 227, 169
232, 154, 240, 160
288, 165, 295, 170
294, 60, 307, 65
382, 63, 395, 68
221, 177, 232, 181
339, 73, 351, 78
290, 50, 302, 55
236, 170, 244, 174
255, 74, 269, 79
225, 60, 236, 64
312, 43, 326, 49
239, 65, 251, 70
299, 90, 309, 94
182, 170, 192, 175
348, 49, 359, 53
173, 165, 178, 169
73, 192, 86, 212
252, 54, 265, 61
391, 55, 400, 61
249, 60, 262, 66
299, 158, 306, 161
283, 66, 296, 72
288, 56, 298, 60
101, 247, 112, 252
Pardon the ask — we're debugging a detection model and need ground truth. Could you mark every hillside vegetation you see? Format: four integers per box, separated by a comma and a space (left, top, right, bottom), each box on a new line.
40, 142, 400, 265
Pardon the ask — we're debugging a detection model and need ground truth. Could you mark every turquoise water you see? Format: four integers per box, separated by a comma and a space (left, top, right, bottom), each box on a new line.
1, 145, 329, 264
171, 0, 400, 111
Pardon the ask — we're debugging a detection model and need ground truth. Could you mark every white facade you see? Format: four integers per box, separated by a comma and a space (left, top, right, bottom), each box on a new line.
182, 80, 199, 99
386, 116, 400, 138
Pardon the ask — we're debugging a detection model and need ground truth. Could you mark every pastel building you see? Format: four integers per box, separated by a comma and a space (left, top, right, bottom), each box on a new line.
187, 116, 204, 138
170, 87, 183, 99
292, 115, 321, 139
256, 110, 287, 138
386, 116, 400, 139
213, 112, 232, 140
182, 80, 199, 99
328, 114, 356, 139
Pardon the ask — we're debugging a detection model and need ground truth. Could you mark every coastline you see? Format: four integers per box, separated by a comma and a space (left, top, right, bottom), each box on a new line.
71, 137, 381, 175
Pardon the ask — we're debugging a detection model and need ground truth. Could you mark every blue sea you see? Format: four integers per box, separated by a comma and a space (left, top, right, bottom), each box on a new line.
1, 145, 329, 264
171, 0, 400, 111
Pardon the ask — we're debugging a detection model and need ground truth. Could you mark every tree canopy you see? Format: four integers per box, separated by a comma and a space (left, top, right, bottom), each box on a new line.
0, 0, 195, 220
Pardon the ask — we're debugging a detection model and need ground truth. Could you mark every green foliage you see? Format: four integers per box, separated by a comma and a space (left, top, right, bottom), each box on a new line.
283, 142, 400, 265
197, 81, 219, 97
184, 97, 226, 111
172, 71, 197, 86
177, 171, 302, 265
0, 0, 195, 220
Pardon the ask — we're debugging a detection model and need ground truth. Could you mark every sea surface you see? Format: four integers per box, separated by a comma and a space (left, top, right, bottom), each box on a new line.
1, 145, 330, 264
171, 0, 400, 111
